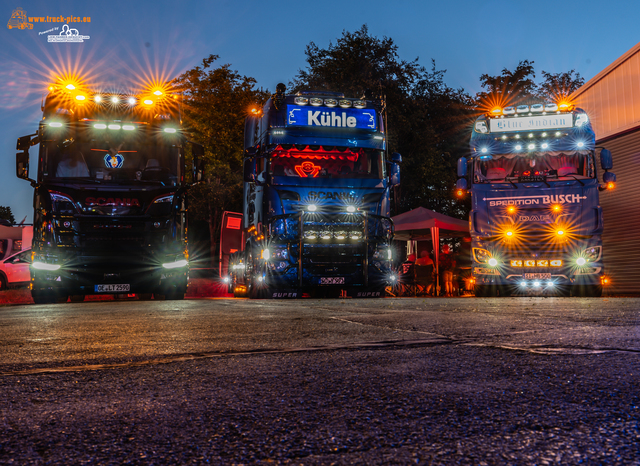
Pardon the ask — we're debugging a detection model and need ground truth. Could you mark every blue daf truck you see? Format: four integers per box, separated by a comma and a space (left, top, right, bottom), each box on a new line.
226, 85, 400, 298
15, 76, 203, 303
457, 102, 615, 297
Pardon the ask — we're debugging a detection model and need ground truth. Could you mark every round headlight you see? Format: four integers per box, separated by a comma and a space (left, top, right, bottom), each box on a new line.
576, 257, 586, 266
488, 258, 498, 267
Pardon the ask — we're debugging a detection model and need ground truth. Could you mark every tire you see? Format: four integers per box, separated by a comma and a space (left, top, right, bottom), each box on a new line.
165, 291, 185, 300
32, 290, 59, 304
573, 284, 602, 297
138, 293, 153, 301
163, 286, 186, 300
475, 285, 498, 297
474, 285, 487, 297
0, 276, 7, 291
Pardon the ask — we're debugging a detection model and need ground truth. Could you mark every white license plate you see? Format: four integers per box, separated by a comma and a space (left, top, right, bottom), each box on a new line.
524, 273, 551, 279
320, 277, 345, 285
95, 284, 131, 293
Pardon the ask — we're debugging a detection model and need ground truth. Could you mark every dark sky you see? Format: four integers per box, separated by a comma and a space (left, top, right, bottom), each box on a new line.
1, 0, 637, 222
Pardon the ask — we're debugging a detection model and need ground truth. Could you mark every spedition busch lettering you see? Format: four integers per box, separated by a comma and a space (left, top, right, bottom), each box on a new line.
287, 105, 376, 130
85, 197, 141, 207
485, 194, 586, 207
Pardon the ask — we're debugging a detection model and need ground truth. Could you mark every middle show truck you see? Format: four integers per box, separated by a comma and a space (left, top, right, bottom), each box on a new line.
225, 85, 401, 298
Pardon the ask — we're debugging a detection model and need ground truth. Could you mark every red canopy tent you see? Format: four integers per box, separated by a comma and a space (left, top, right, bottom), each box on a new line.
392, 207, 469, 295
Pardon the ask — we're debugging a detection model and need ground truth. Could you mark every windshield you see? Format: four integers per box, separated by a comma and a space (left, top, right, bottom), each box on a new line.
41, 124, 182, 186
270, 148, 385, 181
473, 152, 595, 184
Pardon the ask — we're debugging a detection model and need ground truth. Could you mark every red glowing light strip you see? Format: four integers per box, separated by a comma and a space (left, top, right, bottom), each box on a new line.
273, 151, 357, 162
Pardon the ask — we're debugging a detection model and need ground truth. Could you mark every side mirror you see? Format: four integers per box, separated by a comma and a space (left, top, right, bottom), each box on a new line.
600, 149, 613, 170
391, 152, 402, 163
16, 151, 29, 180
16, 135, 32, 151
389, 163, 400, 186
243, 158, 256, 183
603, 172, 616, 183
191, 142, 204, 183
457, 157, 468, 177
456, 178, 468, 190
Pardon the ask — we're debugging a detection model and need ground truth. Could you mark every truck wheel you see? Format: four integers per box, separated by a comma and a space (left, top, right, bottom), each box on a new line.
573, 285, 602, 297
0, 276, 6, 291
32, 290, 59, 304
475, 285, 497, 297
164, 286, 186, 300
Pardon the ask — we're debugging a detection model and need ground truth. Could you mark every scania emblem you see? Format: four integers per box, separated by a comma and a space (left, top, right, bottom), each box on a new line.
85, 197, 141, 207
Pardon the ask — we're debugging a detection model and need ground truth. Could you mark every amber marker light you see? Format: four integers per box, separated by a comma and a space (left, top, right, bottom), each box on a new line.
551, 204, 562, 213
65, 83, 76, 90
556, 229, 565, 236
456, 189, 465, 197
491, 107, 502, 115
607, 182, 615, 189
507, 205, 516, 214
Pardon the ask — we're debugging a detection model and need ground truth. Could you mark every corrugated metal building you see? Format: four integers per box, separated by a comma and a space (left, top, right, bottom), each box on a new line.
572, 41, 640, 293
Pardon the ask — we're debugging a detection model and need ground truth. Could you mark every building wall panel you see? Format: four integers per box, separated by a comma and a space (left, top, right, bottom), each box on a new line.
598, 130, 640, 293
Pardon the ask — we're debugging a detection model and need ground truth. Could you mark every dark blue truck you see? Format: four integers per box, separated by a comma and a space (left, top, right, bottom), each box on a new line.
226, 86, 400, 298
457, 102, 616, 297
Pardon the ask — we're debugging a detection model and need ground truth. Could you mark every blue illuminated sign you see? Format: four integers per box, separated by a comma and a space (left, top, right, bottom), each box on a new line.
286, 105, 377, 131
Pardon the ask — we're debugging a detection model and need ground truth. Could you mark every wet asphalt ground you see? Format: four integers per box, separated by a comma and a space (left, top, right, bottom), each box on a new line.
0, 296, 639, 465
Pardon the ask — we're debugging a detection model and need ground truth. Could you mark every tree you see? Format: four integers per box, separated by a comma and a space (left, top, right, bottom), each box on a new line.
0, 206, 15, 225
537, 70, 585, 101
476, 61, 586, 108
476, 60, 537, 110
292, 25, 474, 217
174, 55, 269, 266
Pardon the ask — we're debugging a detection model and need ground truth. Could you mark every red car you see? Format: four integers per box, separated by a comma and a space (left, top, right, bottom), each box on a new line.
0, 248, 31, 290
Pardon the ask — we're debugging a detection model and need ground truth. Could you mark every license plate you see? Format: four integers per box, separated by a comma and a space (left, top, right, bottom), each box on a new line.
95, 284, 131, 293
320, 277, 345, 285
524, 273, 551, 279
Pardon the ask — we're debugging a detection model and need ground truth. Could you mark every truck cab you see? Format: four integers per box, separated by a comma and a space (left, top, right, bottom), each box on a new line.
458, 103, 615, 297
16, 78, 203, 303
229, 86, 400, 298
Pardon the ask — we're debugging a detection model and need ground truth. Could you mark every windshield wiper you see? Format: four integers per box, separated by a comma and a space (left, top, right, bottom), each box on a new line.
568, 175, 585, 186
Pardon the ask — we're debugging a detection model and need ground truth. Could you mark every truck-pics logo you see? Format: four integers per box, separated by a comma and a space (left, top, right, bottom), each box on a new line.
7, 8, 32, 29
7, 7, 91, 41
485, 194, 586, 207
48, 23, 89, 42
